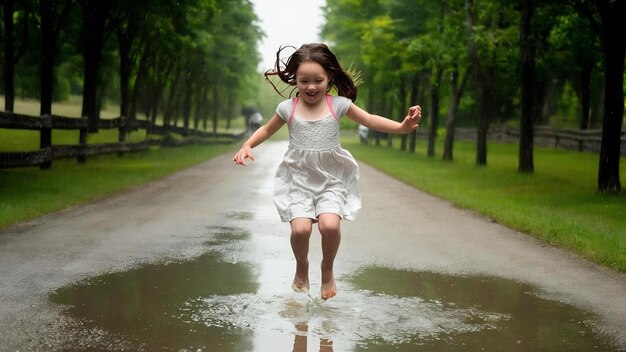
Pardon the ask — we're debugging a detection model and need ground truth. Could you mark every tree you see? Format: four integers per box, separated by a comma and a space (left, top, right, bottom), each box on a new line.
39, 0, 75, 169
80, 0, 111, 134
559, 0, 626, 192
518, 0, 536, 173
440, 0, 471, 161
2, 0, 15, 111
423, 3, 448, 157
3, 0, 36, 107
465, 0, 519, 166
592, 0, 625, 193
114, 0, 141, 141
465, 0, 492, 165
442, 61, 470, 161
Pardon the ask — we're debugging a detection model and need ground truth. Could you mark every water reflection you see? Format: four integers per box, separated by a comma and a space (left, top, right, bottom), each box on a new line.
50, 227, 258, 351
348, 267, 619, 351
292, 323, 334, 352
48, 227, 621, 351
187, 281, 506, 350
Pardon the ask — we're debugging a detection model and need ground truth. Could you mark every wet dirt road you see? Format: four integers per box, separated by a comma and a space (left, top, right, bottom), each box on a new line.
1, 141, 625, 351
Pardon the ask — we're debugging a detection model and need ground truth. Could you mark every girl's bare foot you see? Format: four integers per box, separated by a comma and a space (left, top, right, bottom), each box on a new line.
292, 278, 310, 294
292, 261, 310, 294
321, 269, 336, 300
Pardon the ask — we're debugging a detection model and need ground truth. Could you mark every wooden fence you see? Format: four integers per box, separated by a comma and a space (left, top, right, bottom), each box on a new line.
455, 125, 626, 155
0, 111, 246, 168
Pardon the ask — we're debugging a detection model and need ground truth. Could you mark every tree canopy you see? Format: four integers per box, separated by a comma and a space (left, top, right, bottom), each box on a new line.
1, 0, 262, 133
321, 0, 624, 193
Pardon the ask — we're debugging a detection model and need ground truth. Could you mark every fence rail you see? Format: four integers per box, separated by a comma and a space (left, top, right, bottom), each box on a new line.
455, 125, 626, 155
1, 111, 246, 168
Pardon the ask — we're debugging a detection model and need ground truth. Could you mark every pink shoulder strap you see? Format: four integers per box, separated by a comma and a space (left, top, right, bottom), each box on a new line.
288, 95, 338, 124
288, 97, 298, 125
326, 94, 339, 121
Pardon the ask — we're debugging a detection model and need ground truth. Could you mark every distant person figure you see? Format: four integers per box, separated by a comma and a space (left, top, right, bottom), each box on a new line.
241, 106, 257, 127
233, 43, 421, 300
249, 111, 263, 132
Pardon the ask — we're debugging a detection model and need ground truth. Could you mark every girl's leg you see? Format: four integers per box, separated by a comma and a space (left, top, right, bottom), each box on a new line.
317, 213, 341, 300
290, 217, 313, 293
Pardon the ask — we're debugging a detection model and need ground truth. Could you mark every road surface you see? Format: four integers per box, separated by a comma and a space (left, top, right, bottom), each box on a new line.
1, 141, 624, 351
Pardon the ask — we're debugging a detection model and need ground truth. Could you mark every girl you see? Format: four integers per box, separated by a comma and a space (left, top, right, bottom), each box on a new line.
233, 43, 421, 300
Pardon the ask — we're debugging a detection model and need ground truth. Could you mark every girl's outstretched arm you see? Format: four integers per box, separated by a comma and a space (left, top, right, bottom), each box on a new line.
233, 114, 286, 166
346, 103, 421, 134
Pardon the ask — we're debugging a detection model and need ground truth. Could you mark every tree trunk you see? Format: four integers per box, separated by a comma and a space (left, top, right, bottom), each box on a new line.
211, 84, 219, 133
164, 68, 182, 127
225, 85, 234, 130
81, 0, 107, 134
590, 74, 603, 128
117, 18, 137, 143
518, 0, 535, 173
148, 60, 172, 126
475, 85, 490, 166
408, 73, 420, 153
194, 84, 207, 130
538, 79, 555, 126
465, 0, 489, 166
131, 43, 151, 122
382, 90, 392, 148
427, 66, 442, 157
579, 63, 592, 130
39, 0, 55, 169
3, 0, 15, 112
399, 76, 408, 151
182, 71, 193, 133
597, 0, 625, 193
443, 63, 468, 161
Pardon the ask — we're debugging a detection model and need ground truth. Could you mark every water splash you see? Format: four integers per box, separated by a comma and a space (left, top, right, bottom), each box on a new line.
183, 284, 508, 345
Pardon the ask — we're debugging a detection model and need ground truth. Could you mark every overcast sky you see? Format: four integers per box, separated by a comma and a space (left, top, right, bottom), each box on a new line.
250, 0, 326, 71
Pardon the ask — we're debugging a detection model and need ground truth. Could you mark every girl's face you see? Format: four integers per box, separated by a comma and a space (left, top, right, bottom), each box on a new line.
295, 61, 330, 106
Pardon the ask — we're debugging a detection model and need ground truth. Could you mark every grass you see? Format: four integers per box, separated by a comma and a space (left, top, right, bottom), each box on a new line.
0, 95, 246, 229
343, 134, 626, 272
0, 143, 238, 229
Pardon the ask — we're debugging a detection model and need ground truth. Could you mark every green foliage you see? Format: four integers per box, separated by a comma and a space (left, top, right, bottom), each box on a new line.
4, 0, 261, 127
322, 0, 621, 127
552, 82, 581, 128
345, 135, 626, 271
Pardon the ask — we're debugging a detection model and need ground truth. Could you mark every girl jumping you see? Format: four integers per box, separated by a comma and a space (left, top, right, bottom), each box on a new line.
233, 43, 421, 300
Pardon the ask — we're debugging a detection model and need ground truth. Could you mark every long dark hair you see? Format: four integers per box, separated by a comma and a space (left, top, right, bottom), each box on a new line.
264, 43, 358, 101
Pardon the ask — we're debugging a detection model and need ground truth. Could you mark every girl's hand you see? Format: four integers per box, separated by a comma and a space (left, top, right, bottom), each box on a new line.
401, 105, 422, 133
233, 145, 254, 166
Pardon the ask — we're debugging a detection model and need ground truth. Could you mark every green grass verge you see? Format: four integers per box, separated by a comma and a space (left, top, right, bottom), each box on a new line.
0, 143, 238, 230
344, 135, 626, 272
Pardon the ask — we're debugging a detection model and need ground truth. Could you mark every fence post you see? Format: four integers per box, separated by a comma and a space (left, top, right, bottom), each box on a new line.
40, 114, 52, 169
118, 115, 127, 156
78, 116, 88, 164
578, 131, 584, 152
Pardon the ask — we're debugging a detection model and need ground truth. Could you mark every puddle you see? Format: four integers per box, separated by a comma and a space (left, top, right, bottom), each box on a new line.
347, 267, 618, 351
49, 228, 621, 351
226, 211, 255, 221
50, 226, 259, 351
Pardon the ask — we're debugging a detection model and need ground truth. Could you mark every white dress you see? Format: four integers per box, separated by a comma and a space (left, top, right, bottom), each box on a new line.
273, 95, 361, 222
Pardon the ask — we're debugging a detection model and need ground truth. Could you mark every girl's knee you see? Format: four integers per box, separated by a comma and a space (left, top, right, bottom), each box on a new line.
318, 214, 341, 236
291, 219, 312, 238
